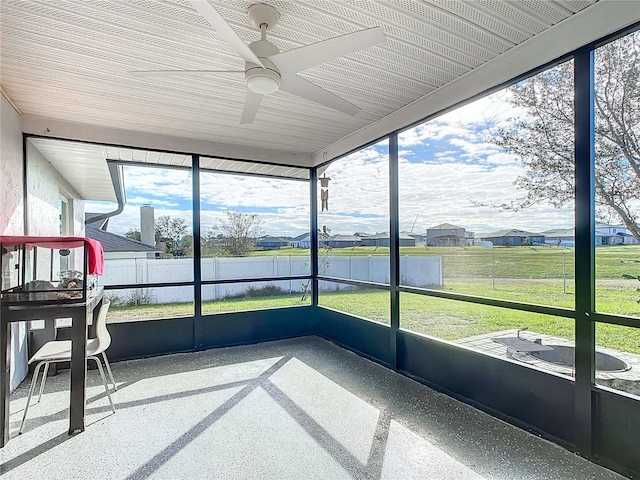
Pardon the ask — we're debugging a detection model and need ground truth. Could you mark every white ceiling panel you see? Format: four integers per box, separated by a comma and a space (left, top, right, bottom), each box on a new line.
29, 136, 307, 189
200, 156, 309, 179
1, 0, 621, 164
28, 138, 117, 202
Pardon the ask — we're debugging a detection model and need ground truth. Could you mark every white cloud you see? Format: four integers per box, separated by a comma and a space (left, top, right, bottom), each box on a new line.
88, 87, 572, 240
126, 196, 179, 207
122, 167, 192, 201
199, 173, 309, 211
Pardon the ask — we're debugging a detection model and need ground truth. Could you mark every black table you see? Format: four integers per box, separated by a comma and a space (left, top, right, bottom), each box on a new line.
0, 287, 104, 446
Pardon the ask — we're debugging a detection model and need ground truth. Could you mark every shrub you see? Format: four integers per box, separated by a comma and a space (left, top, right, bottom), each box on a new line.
224, 284, 286, 299
106, 289, 154, 307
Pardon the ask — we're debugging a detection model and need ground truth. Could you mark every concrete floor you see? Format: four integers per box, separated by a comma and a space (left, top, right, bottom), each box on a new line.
0, 336, 625, 480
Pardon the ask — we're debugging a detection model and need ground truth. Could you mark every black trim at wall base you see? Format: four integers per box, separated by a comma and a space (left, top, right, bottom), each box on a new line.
54, 317, 194, 362
315, 307, 392, 366
397, 330, 575, 447
101, 317, 193, 362
54, 306, 316, 362
195, 306, 317, 350
593, 388, 640, 478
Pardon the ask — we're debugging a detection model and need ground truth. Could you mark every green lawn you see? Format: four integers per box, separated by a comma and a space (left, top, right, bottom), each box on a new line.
110, 245, 640, 353
108, 285, 640, 354
248, 245, 640, 281
318, 288, 640, 354
107, 293, 310, 322
247, 245, 640, 310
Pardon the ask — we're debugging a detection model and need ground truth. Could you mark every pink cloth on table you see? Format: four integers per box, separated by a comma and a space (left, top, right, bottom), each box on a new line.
0, 236, 105, 276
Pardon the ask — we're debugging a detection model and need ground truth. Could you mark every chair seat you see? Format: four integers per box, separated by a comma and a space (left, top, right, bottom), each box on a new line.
29, 338, 102, 364
20, 298, 116, 436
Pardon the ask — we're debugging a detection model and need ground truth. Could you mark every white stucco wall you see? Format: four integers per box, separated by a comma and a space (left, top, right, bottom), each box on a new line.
1, 98, 23, 234
1, 93, 28, 391
27, 141, 85, 269
1, 101, 89, 391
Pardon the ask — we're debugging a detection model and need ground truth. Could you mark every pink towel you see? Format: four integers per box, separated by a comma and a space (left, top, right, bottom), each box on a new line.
0, 236, 105, 275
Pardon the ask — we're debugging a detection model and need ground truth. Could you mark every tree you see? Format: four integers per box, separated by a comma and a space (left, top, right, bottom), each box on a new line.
491, 32, 640, 241
213, 211, 263, 257
155, 215, 189, 256
125, 229, 141, 241
200, 230, 225, 257
125, 227, 164, 248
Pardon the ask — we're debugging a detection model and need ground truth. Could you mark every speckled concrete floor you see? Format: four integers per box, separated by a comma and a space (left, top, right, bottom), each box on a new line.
1, 336, 625, 480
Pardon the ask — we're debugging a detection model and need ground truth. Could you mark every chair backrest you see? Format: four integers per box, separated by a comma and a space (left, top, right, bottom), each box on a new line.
92, 298, 112, 354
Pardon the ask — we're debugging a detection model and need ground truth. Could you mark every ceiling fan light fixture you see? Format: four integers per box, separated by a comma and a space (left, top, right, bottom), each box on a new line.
247, 75, 280, 95
246, 67, 281, 95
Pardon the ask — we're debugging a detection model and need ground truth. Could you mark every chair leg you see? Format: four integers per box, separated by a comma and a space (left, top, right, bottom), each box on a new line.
37, 362, 50, 403
90, 357, 115, 414
101, 352, 117, 392
19, 362, 46, 435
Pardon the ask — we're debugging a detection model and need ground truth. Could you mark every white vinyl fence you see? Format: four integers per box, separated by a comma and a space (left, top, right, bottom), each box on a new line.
100, 255, 442, 304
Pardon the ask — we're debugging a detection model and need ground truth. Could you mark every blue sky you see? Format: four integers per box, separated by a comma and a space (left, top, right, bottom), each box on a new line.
87, 86, 574, 238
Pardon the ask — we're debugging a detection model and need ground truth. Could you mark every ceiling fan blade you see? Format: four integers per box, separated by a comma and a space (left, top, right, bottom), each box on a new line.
241, 90, 264, 124
129, 70, 244, 77
279, 75, 360, 116
188, 0, 264, 67
269, 27, 386, 77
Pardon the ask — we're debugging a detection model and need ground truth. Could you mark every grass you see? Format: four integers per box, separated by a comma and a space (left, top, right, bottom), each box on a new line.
108, 284, 640, 354
107, 293, 309, 322
110, 245, 640, 353
318, 288, 640, 354
249, 245, 640, 280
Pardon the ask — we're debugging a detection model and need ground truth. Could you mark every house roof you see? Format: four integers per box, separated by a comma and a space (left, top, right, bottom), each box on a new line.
400, 233, 416, 240
479, 229, 543, 239
427, 223, 465, 231
290, 233, 310, 241
85, 213, 157, 253
543, 228, 575, 237
258, 236, 289, 243
328, 235, 361, 242
364, 232, 415, 240
596, 223, 626, 228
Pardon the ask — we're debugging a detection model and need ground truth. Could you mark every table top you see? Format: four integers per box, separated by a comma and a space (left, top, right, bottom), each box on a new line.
1, 287, 103, 321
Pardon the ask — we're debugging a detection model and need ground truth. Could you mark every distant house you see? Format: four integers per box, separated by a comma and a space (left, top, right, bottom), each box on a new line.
85, 213, 158, 259
401, 231, 425, 245
544, 228, 575, 247
326, 235, 361, 248
596, 224, 639, 245
477, 229, 545, 246
257, 236, 290, 249
542, 225, 639, 246
426, 223, 472, 246
290, 233, 311, 248
360, 232, 416, 247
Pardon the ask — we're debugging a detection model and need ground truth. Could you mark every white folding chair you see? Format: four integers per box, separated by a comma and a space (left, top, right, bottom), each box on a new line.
19, 298, 117, 434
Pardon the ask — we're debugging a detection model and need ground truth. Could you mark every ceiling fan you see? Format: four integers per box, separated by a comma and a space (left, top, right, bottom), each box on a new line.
129, 1, 386, 124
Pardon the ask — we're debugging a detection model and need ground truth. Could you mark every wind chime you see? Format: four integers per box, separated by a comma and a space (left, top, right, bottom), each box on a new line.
320, 174, 331, 212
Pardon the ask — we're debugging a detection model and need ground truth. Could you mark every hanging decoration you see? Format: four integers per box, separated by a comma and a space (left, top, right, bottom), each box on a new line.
319, 174, 331, 212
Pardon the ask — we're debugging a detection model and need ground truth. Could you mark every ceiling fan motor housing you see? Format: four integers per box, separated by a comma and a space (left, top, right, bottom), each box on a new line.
245, 40, 281, 95
248, 3, 279, 30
